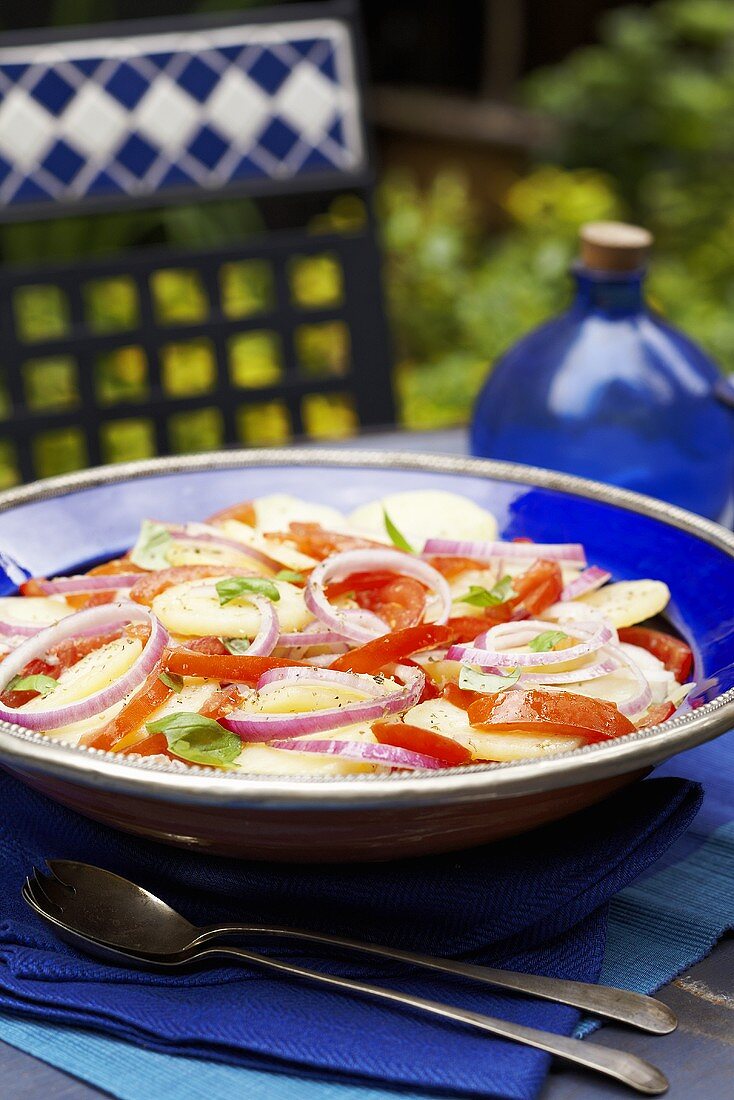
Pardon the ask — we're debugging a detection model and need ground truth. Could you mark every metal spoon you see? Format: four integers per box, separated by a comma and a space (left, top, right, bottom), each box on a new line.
32, 860, 676, 1034
23, 872, 668, 1096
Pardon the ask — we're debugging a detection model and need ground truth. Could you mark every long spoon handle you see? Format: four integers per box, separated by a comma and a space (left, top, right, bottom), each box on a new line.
199, 944, 668, 1095
195, 924, 675, 1035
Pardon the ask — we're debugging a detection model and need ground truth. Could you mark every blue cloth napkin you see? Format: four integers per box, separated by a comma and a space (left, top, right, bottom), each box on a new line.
0, 771, 700, 1100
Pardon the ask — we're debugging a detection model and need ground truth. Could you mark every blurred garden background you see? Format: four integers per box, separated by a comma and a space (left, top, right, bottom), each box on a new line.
3, 0, 734, 480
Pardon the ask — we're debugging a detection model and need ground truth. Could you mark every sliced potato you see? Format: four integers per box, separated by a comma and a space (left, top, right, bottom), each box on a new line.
576, 580, 670, 628
0, 595, 72, 628
252, 494, 345, 533
555, 644, 673, 709
20, 637, 143, 715
215, 519, 318, 570
46, 698, 127, 745
23, 638, 145, 744
237, 724, 377, 775
250, 678, 395, 716
165, 540, 273, 574
406, 698, 582, 761
152, 577, 311, 637
145, 679, 222, 724
349, 490, 497, 548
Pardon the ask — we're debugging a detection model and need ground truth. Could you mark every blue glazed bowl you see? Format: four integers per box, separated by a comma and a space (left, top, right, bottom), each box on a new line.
0, 449, 730, 862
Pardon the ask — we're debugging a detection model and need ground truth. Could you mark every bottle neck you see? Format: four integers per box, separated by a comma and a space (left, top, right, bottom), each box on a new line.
571, 264, 646, 316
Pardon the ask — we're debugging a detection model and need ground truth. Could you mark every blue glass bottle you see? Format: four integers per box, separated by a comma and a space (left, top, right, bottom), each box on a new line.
470, 222, 734, 524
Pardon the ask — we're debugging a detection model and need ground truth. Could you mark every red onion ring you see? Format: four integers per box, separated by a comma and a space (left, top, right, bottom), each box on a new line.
240, 595, 280, 657
37, 574, 140, 595
422, 538, 586, 566
560, 566, 611, 601
267, 738, 444, 770
448, 619, 614, 668
518, 656, 620, 685
0, 618, 48, 638
257, 665, 390, 695
166, 523, 283, 572
305, 549, 451, 644
0, 602, 168, 730
223, 664, 425, 742
605, 643, 653, 717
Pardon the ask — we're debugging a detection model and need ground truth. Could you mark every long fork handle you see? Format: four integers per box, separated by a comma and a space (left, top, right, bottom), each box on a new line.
198, 944, 667, 1095
194, 924, 675, 1035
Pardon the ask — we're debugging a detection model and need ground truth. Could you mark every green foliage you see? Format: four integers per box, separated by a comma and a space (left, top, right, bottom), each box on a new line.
383, 167, 623, 427
392, 0, 734, 428
522, 0, 734, 384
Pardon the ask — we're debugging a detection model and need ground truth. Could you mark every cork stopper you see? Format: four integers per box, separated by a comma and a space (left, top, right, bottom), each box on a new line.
579, 221, 653, 272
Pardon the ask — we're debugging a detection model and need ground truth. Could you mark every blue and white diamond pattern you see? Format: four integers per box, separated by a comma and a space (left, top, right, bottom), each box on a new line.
0, 18, 364, 209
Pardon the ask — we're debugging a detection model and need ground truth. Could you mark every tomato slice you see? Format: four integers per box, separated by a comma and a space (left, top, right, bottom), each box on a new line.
510, 559, 563, 618
67, 592, 121, 611
330, 624, 452, 675
446, 614, 508, 644
442, 682, 482, 710
372, 719, 472, 766
88, 558, 145, 576
445, 560, 563, 644
468, 688, 635, 744
401, 657, 442, 701
357, 577, 426, 631
130, 565, 250, 606
163, 649, 302, 684
326, 570, 426, 631
19, 578, 49, 597
284, 522, 384, 560
199, 684, 242, 721
635, 701, 675, 729
85, 666, 173, 752
117, 732, 169, 757
425, 556, 491, 580
182, 635, 230, 656
326, 571, 399, 598
618, 626, 693, 682
205, 501, 257, 526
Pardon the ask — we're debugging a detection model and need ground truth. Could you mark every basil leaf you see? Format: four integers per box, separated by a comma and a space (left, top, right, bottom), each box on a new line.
458, 665, 521, 694
6, 673, 57, 697
528, 630, 568, 653
215, 576, 280, 606
146, 712, 241, 768
130, 520, 172, 570
383, 509, 415, 553
220, 637, 251, 655
274, 569, 305, 584
159, 671, 184, 692
456, 575, 515, 607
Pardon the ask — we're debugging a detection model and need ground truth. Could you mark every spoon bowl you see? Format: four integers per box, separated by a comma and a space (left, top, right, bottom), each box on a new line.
35, 860, 196, 955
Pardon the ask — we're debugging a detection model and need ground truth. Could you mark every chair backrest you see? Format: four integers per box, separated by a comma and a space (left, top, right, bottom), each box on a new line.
0, 2, 395, 484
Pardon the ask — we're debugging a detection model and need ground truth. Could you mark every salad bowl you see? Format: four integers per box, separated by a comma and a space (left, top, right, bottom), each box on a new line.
0, 448, 731, 863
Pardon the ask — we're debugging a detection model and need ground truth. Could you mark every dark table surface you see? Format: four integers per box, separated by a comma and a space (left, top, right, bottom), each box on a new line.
3, 429, 733, 1099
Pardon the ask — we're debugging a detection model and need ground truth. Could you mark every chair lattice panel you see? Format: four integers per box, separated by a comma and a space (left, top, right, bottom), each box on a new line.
0, 226, 394, 484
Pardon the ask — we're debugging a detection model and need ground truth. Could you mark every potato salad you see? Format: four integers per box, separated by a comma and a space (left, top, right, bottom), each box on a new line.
0, 490, 692, 775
